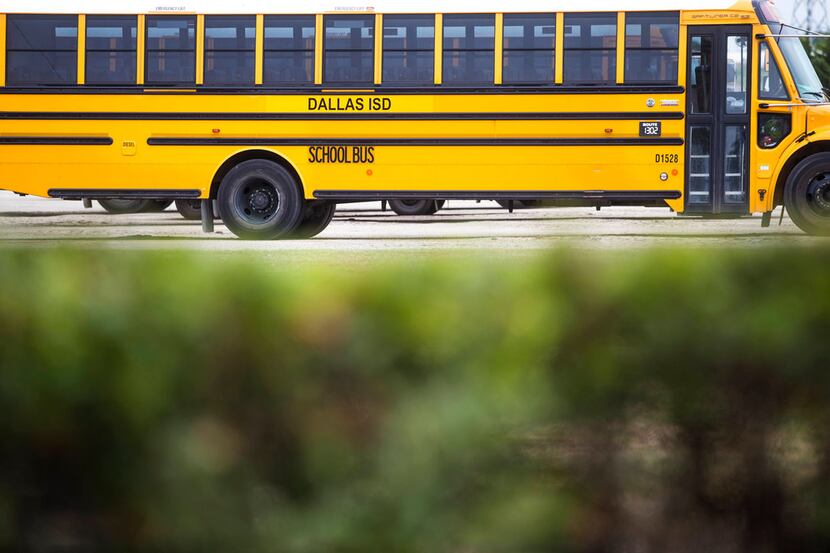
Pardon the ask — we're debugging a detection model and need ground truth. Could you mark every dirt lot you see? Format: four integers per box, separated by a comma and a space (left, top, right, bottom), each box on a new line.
1, 192, 826, 261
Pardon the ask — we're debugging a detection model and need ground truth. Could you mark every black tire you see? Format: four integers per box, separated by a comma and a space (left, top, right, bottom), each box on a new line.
175, 199, 204, 221
785, 153, 830, 236
389, 199, 445, 216
292, 202, 336, 239
497, 200, 541, 210
217, 160, 304, 240
149, 200, 174, 212
98, 199, 156, 214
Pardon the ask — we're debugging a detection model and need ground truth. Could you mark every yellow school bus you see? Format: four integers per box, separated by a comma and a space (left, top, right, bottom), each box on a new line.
1, 0, 828, 239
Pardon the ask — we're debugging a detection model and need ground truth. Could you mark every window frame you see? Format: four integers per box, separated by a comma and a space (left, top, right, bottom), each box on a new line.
562, 12, 618, 86
441, 13, 496, 86
144, 14, 197, 86
6, 14, 79, 86
323, 14, 375, 86
84, 15, 137, 86
623, 11, 680, 85
381, 14, 436, 86
501, 13, 557, 86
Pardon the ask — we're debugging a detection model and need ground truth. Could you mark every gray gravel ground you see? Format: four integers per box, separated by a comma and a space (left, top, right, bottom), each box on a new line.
1, 192, 826, 263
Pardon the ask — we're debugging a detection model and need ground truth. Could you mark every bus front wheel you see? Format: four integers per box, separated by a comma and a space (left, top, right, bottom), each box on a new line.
389, 199, 445, 216
217, 160, 304, 240
785, 153, 830, 236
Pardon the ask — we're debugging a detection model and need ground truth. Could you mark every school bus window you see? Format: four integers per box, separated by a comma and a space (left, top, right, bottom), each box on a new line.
263, 16, 315, 86
759, 42, 789, 100
324, 15, 374, 84
503, 14, 556, 84
442, 14, 495, 85
204, 16, 256, 85
145, 16, 196, 85
624, 12, 679, 84
689, 35, 713, 113
6, 15, 78, 86
86, 16, 137, 85
725, 35, 749, 114
563, 13, 616, 85
382, 15, 435, 85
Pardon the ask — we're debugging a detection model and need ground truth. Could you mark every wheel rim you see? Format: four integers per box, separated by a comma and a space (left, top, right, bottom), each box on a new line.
233, 177, 280, 225
806, 172, 830, 218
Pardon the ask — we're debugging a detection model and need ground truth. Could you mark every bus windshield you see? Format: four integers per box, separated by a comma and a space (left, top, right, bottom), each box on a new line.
772, 24, 826, 102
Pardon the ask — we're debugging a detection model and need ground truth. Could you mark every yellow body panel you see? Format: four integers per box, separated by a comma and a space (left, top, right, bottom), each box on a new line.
0, 92, 687, 205
0, 2, 825, 220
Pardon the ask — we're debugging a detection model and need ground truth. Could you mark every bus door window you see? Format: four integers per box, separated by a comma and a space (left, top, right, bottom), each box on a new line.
725, 36, 748, 114
690, 35, 713, 114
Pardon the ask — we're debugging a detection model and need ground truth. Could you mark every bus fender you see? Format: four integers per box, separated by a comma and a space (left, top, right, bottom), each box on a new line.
767, 133, 830, 212
209, 148, 308, 200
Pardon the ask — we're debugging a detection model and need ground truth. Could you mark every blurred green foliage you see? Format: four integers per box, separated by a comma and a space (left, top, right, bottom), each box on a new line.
1, 248, 830, 553
805, 37, 830, 86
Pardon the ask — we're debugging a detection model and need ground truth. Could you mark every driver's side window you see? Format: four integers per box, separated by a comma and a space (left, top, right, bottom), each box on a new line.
759, 42, 789, 100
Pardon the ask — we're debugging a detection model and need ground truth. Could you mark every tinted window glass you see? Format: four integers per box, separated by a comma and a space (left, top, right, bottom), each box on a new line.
563, 13, 616, 84
204, 16, 255, 85
689, 35, 713, 114
383, 15, 434, 85
625, 13, 679, 48
504, 15, 555, 50
7, 52, 77, 85
443, 15, 494, 50
503, 14, 556, 84
205, 16, 255, 50
264, 15, 315, 50
86, 16, 136, 85
324, 15, 374, 84
8, 15, 77, 50
264, 51, 315, 84
443, 15, 495, 85
86, 16, 136, 50
564, 50, 616, 84
205, 51, 255, 85
759, 42, 789, 100
146, 52, 195, 84
7, 15, 77, 85
145, 16, 196, 84
625, 12, 679, 83
86, 52, 136, 84
263, 16, 315, 85
726, 35, 749, 114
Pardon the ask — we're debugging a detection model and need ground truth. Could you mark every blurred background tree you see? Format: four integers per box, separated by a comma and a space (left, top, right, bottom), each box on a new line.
1, 249, 830, 553
804, 37, 830, 85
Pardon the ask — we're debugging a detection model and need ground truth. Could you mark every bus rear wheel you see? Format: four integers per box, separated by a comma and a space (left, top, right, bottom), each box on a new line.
98, 199, 158, 214
785, 153, 830, 236
292, 202, 336, 239
176, 200, 205, 220
389, 199, 445, 216
217, 160, 304, 240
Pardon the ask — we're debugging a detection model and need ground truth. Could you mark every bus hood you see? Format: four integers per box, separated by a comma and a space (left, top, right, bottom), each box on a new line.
807, 104, 830, 136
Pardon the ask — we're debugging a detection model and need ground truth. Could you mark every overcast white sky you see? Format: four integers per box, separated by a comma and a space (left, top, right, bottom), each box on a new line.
777, 0, 795, 21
